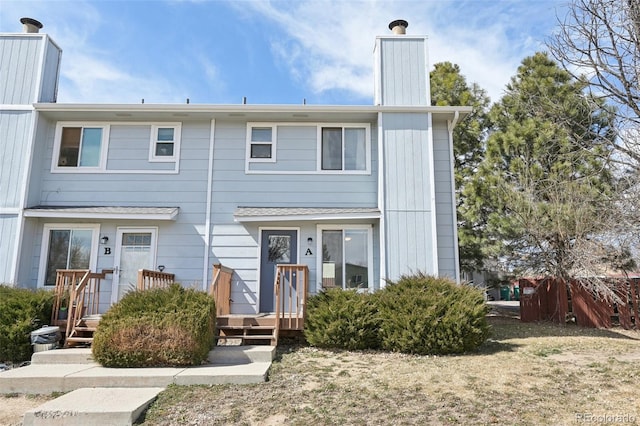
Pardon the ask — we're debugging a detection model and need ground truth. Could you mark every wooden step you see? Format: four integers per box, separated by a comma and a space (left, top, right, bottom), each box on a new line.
72, 326, 97, 332
66, 337, 93, 343
218, 325, 275, 330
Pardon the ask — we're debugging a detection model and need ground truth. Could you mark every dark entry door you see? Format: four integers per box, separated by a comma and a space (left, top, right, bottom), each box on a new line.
260, 230, 297, 312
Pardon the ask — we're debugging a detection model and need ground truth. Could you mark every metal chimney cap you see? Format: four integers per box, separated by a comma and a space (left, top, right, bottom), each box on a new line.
20, 17, 43, 33
388, 19, 408, 34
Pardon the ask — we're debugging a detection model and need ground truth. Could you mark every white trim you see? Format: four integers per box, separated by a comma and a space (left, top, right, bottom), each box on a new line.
203, 119, 216, 290
427, 113, 439, 274
148, 123, 182, 163
316, 224, 374, 292
448, 112, 461, 283
0, 105, 34, 111
34, 103, 472, 116
0, 208, 21, 215
245, 123, 277, 171
51, 122, 110, 172
317, 124, 371, 173
112, 226, 158, 303
37, 223, 100, 288
257, 227, 300, 314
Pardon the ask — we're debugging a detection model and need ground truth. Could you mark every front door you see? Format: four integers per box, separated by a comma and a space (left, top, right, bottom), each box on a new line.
112, 227, 157, 303
260, 229, 297, 312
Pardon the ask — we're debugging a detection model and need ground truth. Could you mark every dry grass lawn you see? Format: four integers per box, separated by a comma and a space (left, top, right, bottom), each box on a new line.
141, 316, 640, 425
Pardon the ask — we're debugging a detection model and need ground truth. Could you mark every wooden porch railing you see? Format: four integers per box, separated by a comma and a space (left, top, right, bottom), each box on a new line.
210, 263, 233, 316
137, 269, 175, 291
52, 269, 112, 344
274, 264, 309, 344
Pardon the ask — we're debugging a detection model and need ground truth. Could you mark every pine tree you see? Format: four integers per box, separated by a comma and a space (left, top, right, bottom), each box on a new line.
472, 52, 627, 292
430, 62, 490, 272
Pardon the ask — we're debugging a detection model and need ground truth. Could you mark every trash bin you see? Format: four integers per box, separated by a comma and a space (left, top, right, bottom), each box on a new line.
30, 326, 61, 352
500, 286, 510, 301
513, 286, 520, 301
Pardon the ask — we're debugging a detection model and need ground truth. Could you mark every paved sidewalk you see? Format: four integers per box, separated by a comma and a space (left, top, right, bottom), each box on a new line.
0, 346, 275, 425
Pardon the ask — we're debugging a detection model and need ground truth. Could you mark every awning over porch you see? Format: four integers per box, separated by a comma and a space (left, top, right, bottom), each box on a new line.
23, 206, 180, 220
233, 207, 380, 222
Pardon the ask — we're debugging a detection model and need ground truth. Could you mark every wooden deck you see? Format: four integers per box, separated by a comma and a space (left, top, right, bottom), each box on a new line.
51, 263, 308, 348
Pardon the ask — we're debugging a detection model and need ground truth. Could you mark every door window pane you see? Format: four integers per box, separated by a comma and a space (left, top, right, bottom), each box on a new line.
268, 236, 291, 263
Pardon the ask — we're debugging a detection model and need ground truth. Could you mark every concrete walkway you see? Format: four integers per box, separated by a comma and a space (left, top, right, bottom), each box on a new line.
1, 346, 274, 425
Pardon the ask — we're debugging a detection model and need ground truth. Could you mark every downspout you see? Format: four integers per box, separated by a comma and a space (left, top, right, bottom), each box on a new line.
447, 111, 461, 283
202, 119, 216, 290
377, 112, 387, 288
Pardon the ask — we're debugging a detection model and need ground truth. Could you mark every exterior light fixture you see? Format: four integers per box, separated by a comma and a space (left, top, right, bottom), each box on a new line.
101, 236, 109, 244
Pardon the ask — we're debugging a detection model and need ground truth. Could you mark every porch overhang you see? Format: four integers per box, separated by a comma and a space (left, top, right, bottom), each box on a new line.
23, 206, 180, 220
233, 207, 381, 222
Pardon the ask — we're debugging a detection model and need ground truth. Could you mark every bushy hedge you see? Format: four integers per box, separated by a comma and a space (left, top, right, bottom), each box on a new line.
305, 288, 382, 350
92, 284, 216, 367
378, 274, 490, 355
0, 285, 54, 363
304, 274, 490, 355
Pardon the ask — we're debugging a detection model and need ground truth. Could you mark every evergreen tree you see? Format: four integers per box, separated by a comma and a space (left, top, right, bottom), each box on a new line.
472, 52, 626, 291
430, 62, 490, 273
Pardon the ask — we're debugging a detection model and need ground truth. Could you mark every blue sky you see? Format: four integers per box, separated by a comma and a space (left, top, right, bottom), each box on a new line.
1, 0, 568, 105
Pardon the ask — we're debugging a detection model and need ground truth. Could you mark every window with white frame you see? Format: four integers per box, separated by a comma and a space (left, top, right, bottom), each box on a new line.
246, 124, 276, 162
39, 224, 99, 286
149, 124, 181, 161
54, 124, 108, 170
320, 126, 368, 172
319, 226, 372, 290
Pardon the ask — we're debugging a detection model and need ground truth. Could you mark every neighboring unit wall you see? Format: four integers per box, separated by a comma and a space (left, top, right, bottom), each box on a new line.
433, 119, 457, 279
0, 35, 60, 104
380, 113, 436, 280
0, 32, 61, 284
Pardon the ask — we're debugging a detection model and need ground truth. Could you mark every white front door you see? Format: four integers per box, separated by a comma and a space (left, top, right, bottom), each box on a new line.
112, 227, 157, 303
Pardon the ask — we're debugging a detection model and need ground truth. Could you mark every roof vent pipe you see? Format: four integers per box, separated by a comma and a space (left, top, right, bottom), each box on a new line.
20, 17, 43, 33
388, 19, 408, 35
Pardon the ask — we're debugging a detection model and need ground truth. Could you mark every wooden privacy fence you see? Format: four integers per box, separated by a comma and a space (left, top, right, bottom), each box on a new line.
519, 277, 640, 329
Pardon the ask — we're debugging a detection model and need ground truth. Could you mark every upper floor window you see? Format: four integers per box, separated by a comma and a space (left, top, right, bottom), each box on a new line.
149, 125, 181, 162
246, 124, 276, 163
54, 124, 109, 170
320, 126, 368, 172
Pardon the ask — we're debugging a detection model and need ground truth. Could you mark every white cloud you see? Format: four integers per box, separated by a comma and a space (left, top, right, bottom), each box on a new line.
240, 0, 566, 103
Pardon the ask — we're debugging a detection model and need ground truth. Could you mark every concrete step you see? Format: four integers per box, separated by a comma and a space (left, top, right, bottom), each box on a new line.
208, 345, 275, 364
0, 361, 271, 394
31, 348, 94, 365
32, 346, 275, 366
22, 387, 164, 426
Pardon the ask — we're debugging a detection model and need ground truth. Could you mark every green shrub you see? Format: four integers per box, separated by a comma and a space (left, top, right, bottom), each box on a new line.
378, 274, 490, 355
0, 285, 54, 363
92, 284, 216, 367
304, 288, 382, 350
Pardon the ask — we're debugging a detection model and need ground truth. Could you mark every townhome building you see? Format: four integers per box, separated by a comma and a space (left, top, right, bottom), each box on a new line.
0, 18, 470, 314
